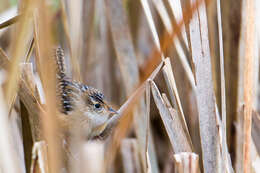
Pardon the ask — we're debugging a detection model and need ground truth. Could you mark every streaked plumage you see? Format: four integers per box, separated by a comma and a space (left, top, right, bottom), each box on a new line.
54, 47, 117, 139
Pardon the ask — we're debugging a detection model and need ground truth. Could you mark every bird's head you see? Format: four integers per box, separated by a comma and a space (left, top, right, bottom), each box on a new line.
65, 84, 118, 138
83, 87, 117, 126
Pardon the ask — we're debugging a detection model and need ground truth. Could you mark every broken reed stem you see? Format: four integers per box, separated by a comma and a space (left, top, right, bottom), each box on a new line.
174, 152, 199, 173
162, 58, 193, 148
243, 0, 255, 172
150, 80, 193, 153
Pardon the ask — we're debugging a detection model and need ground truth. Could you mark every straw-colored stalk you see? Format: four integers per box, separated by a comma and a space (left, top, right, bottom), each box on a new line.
243, 0, 255, 172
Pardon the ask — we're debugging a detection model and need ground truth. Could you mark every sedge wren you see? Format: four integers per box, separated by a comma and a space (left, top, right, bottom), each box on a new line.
54, 47, 117, 140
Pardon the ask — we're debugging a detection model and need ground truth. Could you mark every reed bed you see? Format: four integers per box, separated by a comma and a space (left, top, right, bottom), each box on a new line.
0, 0, 259, 172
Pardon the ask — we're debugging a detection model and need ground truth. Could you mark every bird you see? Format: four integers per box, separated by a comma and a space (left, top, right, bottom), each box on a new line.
54, 47, 118, 140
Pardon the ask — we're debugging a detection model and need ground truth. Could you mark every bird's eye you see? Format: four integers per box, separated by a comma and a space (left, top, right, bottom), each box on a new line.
94, 103, 102, 110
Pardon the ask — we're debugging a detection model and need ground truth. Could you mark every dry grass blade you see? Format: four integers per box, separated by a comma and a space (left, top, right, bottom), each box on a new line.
4, 3, 33, 111
189, 0, 221, 172
0, 14, 21, 29
217, 0, 225, 126
151, 0, 172, 31
145, 81, 151, 172
166, 0, 192, 79
215, 104, 234, 173
0, 0, 258, 172
8, 36, 34, 116
0, 47, 43, 141
220, 0, 243, 160
151, 0, 195, 89
19, 79, 43, 141
0, 7, 17, 35
167, 0, 189, 49
162, 58, 193, 147
140, 0, 164, 59
243, 0, 255, 172
216, 0, 234, 172
150, 80, 193, 153
20, 63, 35, 97
0, 6, 16, 18
174, 152, 199, 173
20, 63, 43, 141
25, 38, 34, 62
140, 0, 209, 83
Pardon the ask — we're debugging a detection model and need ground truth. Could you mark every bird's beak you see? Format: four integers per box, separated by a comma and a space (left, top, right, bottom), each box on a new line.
108, 107, 118, 118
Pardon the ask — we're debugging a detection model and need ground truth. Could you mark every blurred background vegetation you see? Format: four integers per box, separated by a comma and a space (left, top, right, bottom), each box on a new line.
0, 0, 259, 173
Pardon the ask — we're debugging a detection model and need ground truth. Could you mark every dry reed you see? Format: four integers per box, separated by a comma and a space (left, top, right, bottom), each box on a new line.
0, 0, 259, 173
